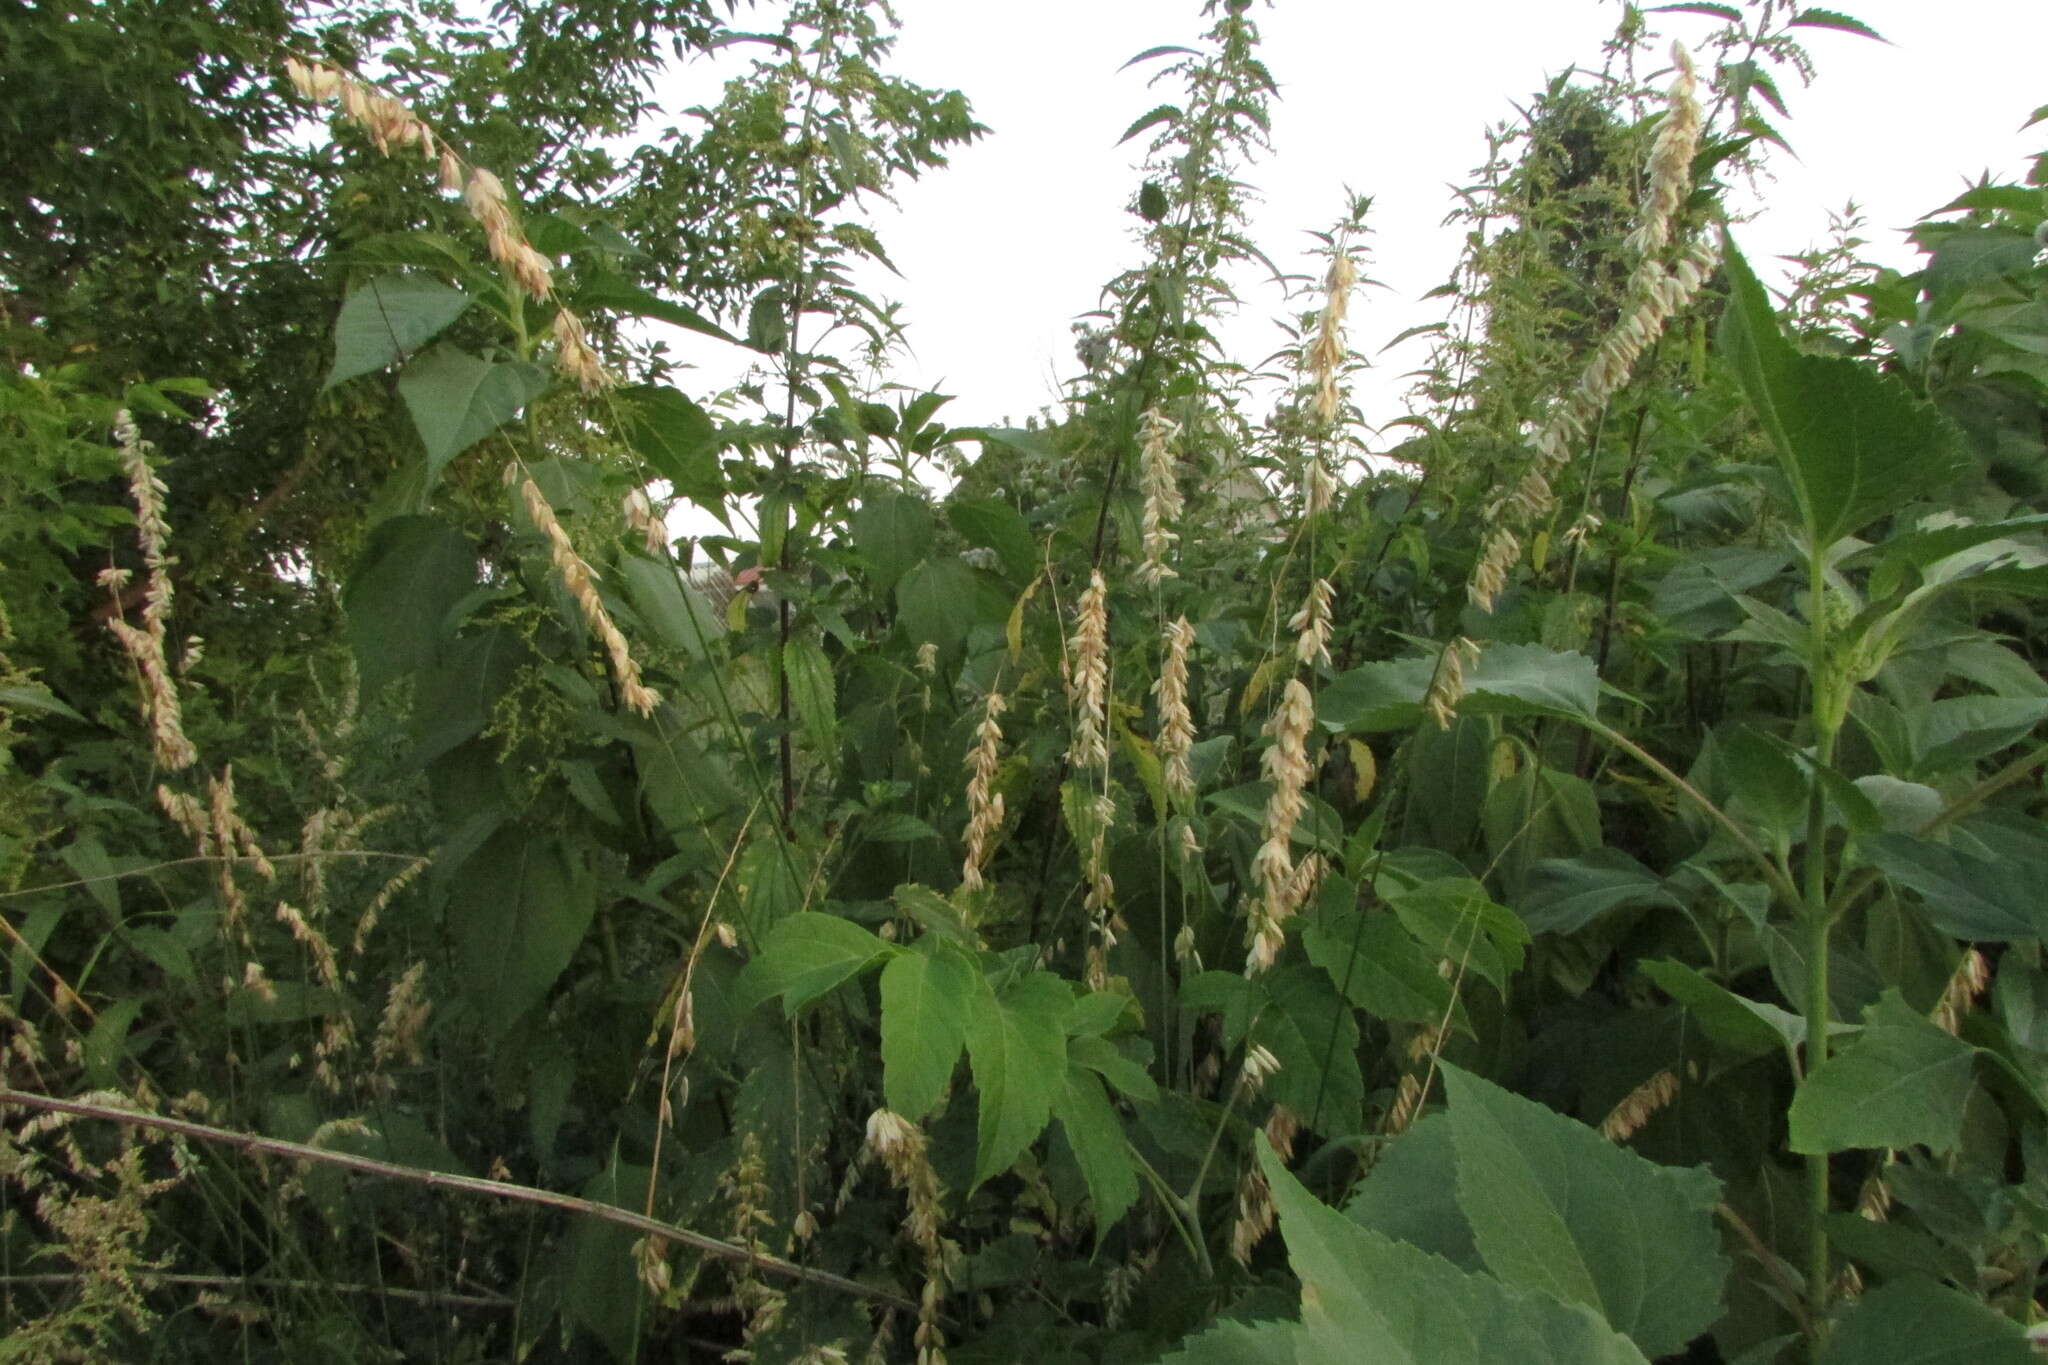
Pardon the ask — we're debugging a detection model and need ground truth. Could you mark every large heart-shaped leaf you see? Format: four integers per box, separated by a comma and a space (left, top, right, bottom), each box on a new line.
1441, 1064, 1728, 1358
1718, 236, 1967, 552
326, 274, 471, 389
445, 827, 594, 1036
397, 344, 549, 481
342, 515, 476, 691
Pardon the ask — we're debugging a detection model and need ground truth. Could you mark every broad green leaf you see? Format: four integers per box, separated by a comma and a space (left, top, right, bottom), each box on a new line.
1314, 654, 1438, 732
574, 276, 737, 344
1409, 716, 1494, 850
1649, 3, 1741, 18
83, 996, 145, 1087
1642, 959, 1799, 1059
740, 840, 803, 929
1521, 849, 1680, 934
736, 912, 893, 1015
1345, 1114, 1480, 1268
897, 556, 1001, 653
1852, 775, 1944, 833
1482, 762, 1601, 878
745, 283, 788, 352
893, 883, 973, 945
1320, 644, 1598, 732
617, 385, 724, 506
1440, 1064, 1727, 1358
1928, 229, 2039, 301
1054, 1064, 1137, 1234
879, 943, 972, 1119
1070, 1034, 1157, 1103
1461, 644, 1602, 722
397, 345, 549, 481
862, 812, 939, 843
1159, 1139, 1653, 1365
1302, 900, 1458, 1028
1789, 991, 1977, 1155
343, 515, 477, 691
1719, 724, 1810, 845
1862, 832, 2048, 941
1067, 990, 1131, 1039
1386, 879, 1528, 995
1907, 695, 2048, 778
964, 970, 1070, 1186
853, 490, 934, 593
446, 827, 594, 1036
783, 636, 836, 750
0, 683, 84, 723
616, 554, 720, 658
325, 273, 470, 389
1253, 965, 1363, 1136
1718, 237, 1966, 551
1151, 1320, 1297, 1365
947, 497, 1038, 582
1816, 1278, 2033, 1365
1118, 102, 1181, 144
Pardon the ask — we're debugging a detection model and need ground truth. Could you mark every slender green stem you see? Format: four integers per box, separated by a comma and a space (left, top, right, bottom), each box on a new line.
1800, 546, 1842, 1323
1588, 721, 1802, 908
1127, 1144, 1213, 1279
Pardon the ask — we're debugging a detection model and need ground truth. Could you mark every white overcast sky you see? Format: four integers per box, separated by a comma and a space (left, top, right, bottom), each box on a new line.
658, 0, 2047, 447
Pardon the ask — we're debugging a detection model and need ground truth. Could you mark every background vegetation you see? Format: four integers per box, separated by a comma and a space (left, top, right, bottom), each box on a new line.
4, 1, 2048, 1362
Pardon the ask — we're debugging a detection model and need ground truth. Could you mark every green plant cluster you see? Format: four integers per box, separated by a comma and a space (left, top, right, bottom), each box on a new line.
5, 2, 2048, 1363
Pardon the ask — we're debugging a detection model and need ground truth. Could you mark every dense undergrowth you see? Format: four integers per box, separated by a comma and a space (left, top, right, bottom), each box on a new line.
5, 1, 2048, 1362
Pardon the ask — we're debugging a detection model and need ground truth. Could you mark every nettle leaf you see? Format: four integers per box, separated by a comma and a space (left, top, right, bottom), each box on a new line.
896, 556, 1003, 654
783, 637, 836, 750
326, 273, 471, 389
0, 684, 84, 723
1117, 102, 1182, 144
397, 345, 549, 482
853, 490, 933, 593
1789, 991, 1977, 1155
1158, 1140, 1653, 1365
964, 969, 1070, 1187
342, 515, 476, 692
1441, 1064, 1728, 1359
1787, 8, 1885, 40
1816, 1278, 2034, 1365
736, 912, 895, 1016
879, 941, 973, 1120
1718, 237, 1966, 551
445, 827, 595, 1037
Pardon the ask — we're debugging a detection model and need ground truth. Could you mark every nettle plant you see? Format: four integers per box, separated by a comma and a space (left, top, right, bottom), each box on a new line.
7, 1, 2048, 1363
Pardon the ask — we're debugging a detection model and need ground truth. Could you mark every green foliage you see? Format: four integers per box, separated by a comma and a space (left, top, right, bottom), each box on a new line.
11, 0, 2048, 1361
